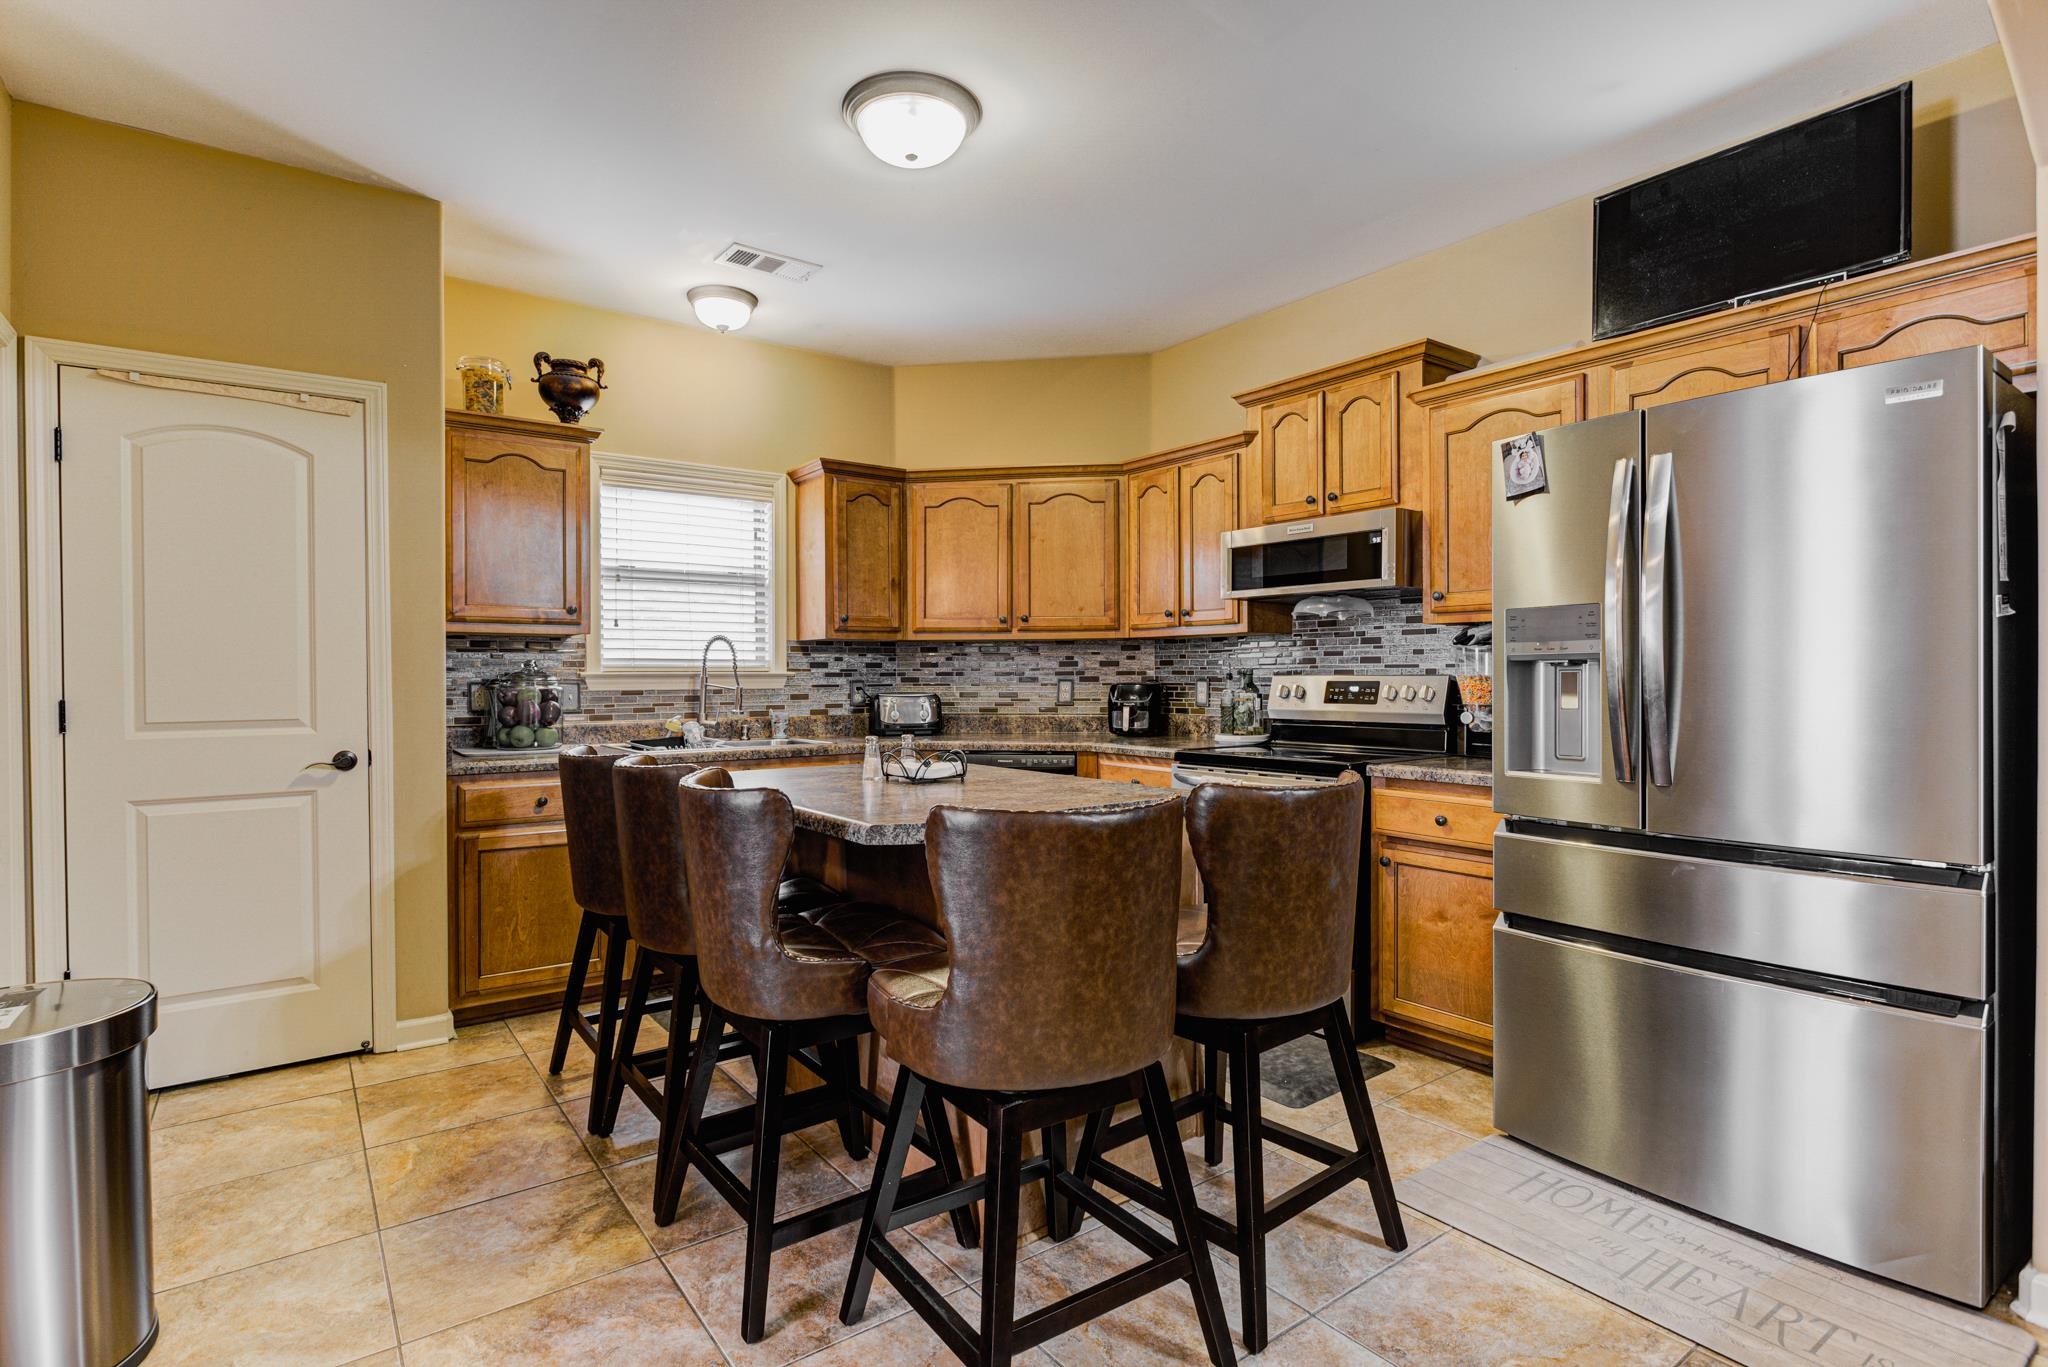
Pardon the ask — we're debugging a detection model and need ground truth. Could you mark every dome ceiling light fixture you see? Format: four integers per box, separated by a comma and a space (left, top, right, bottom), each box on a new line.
841, 71, 981, 170
687, 284, 757, 333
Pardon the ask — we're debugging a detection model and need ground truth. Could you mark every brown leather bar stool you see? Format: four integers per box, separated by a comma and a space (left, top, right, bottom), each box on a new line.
670, 767, 977, 1345
549, 745, 643, 1135
606, 751, 868, 1202
1073, 773, 1403, 1353
841, 797, 1236, 1367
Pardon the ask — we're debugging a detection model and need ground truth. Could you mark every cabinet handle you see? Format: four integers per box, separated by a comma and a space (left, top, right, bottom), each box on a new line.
1304, 495, 1317, 506
1431, 590, 1445, 602
1433, 814, 1448, 827
999, 615, 1008, 625
1378, 855, 1391, 867
1326, 491, 1339, 504
536, 795, 550, 809
838, 613, 849, 625
1020, 615, 1030, 624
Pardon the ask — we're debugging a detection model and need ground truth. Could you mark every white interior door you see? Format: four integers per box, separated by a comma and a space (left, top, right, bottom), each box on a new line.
58, 367, 373, 1087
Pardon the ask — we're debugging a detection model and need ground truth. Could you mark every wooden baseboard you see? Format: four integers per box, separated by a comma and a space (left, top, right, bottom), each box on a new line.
390, 1011, 456, 1052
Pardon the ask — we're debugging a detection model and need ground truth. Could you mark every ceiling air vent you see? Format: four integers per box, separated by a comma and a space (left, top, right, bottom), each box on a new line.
712, 243, 822, 283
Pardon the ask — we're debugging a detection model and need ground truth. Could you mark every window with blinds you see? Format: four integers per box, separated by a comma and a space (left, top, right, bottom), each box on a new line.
594, 457, 779, 672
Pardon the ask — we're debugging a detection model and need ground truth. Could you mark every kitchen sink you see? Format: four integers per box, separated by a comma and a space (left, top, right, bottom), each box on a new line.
706, 736, 830, 748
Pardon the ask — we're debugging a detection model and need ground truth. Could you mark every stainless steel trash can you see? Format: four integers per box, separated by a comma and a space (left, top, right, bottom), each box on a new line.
0, 979, 158, 1367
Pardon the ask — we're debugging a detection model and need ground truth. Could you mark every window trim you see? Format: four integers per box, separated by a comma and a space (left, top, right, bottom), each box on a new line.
584, 451, 789, 690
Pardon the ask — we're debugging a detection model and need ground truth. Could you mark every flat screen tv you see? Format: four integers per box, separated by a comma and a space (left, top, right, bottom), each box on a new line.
1593, 84, 1911, 339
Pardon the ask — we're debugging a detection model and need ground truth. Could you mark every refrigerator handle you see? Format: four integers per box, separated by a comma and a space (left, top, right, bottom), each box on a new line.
1603, 457, 1636, 785
1643, 450, 1676, 787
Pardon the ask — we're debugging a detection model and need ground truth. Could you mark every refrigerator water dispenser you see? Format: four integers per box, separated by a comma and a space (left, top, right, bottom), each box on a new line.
1502, 603, 1602, 778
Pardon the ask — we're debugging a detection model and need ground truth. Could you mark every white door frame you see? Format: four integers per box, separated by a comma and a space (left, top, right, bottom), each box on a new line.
0, 314, 23, 990
21, 338, 402, 1053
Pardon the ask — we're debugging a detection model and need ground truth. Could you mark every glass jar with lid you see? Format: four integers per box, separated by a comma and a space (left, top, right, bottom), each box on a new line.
456, 355, 511, 415
1221, 669, 1267, 742
486, 661, 564, 749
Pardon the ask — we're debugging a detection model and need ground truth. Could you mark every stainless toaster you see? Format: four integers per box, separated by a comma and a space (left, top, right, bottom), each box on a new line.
868, 691, 943, 737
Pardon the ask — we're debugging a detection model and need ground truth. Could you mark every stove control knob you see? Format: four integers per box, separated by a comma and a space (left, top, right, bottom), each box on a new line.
1403, 685, 1419, 701
1422, 686, 1437, 701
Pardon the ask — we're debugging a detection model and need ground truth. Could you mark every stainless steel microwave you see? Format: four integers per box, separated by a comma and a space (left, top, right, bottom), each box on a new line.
1222, 508, 1418, 600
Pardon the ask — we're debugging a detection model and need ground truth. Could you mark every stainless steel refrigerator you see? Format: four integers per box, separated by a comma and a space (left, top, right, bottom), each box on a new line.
1489, 346, 2034, 1305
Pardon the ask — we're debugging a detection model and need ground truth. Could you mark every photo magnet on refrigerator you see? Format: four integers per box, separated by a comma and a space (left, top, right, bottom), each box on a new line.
1502, 432, 1549, 500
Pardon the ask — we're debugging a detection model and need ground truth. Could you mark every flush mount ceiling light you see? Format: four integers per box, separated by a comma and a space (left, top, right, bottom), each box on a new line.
687, 284, 757, 333
841, 71, 981, 169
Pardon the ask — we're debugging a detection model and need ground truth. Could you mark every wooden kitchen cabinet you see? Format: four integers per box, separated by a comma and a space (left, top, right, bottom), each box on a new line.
1097, 756, 1174, 788
1370, 777, 1497, 1065
1126, 464, 1181, 630
909, 481, 1013, 632
446, 410, 596, 635
791, 461, 905, 639
1422, 376, 1584, 623
1237, 339, 1480, 527
1013, 478, 1119, 633
1122, 435, 1279, 637
1179, 450, 1242, 628
1813, 257, 2037, 376
1600, 326, 1801, 412
449, 773, 593, 1021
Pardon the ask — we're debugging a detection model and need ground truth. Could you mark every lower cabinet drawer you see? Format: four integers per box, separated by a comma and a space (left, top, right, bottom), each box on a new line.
1372, 787, 1496, 849
1098, 758, 1173, 788
456, 777, 562, 828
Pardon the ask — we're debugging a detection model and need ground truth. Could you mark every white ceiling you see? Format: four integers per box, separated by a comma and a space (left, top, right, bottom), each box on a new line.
0, 0, 1999, 364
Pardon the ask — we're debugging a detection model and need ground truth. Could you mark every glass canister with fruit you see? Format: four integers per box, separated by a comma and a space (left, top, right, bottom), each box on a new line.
1219, 669, 1268, 744
456, 355, 512, 415
486, 661, 564, 749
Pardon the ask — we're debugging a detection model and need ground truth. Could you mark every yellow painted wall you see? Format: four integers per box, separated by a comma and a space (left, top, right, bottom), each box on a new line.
444, 279, 892, 472
1148, 43, 2035, 448
891, 354, 1150, 467
0, 72, 12, 318
11, 106, 449, 1022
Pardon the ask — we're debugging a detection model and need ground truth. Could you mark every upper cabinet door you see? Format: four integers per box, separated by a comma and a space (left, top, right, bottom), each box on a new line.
447, 424, 589, 632
1602, 327, 1800, 413
1015, 479, 1120, 633
1179, 451, 1241, 628
1813, 265, 2036, 378
1258, 394, 1324, 522
1125, 466, 1181, 633
830, 476, 904, 634
1425, 376, 1584, 622
1322, 372, 1398, 512
909, 481, 1012, 632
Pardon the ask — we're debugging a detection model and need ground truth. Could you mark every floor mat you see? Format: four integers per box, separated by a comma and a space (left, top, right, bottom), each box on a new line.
1402, 1136, 2034, 1367
1256, 1034, 1394, 1109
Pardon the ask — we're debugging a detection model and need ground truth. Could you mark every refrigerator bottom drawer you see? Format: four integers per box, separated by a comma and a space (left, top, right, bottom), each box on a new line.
1493, 921, 1997, 1304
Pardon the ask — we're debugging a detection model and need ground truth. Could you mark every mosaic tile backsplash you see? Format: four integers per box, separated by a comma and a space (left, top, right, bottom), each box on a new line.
447, 593, 1467, 745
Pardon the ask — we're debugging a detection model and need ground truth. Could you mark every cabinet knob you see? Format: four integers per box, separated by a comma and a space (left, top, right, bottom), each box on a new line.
1431, 590, 1445, 602
537, 795, 550, 809
1378, 855, 1391, 867
1304, 495, 1317, 506
1434, 814, 1448, 827
1020, 615, 1030, 624
839, 613, 849, 624
999, 615, 1008, 625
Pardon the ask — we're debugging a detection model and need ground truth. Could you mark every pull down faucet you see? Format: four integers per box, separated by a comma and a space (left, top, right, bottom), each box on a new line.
698, 635, 744, 733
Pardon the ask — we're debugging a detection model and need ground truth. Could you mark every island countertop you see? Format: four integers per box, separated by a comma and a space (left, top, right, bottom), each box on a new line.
728, 761, 1173, 845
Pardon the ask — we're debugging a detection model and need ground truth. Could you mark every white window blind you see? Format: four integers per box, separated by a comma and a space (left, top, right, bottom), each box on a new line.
596, 457, 778, 672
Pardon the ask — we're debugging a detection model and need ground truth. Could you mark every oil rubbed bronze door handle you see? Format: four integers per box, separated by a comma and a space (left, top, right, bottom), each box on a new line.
305, 750, 359, 772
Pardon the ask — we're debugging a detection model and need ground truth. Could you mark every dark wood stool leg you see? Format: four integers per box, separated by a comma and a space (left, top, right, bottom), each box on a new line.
828, 1039, 870, 1161
740, 1028, 790, 1344
1060, 1106, 1110, 1241
600, 951, 655, 1136
978, 1101, 1025, 1367
839, 1066, 926, 1325
922, 1092, 980, 1249
547, 910, 599, 1075
1227, 1031, 1268, 1352
651, 958, 700, 1205
1202, 1042, 1225, 1166
1041, 1122, 1071, 1241
583, 923, 630, 1135
1140, 1064, 1237, 1367
656, 999, 724, 1227
1326, 1001, 1406, 1250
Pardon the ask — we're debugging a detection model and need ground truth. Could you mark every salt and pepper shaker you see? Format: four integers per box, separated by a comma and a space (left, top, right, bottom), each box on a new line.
862, 735, 882, 781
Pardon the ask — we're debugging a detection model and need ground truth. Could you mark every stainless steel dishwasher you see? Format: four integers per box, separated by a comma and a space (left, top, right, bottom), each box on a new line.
962, 751, 1077, 775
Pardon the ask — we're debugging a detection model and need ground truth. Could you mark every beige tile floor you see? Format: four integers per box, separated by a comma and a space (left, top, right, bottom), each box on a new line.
145, 1020, 2048, 1366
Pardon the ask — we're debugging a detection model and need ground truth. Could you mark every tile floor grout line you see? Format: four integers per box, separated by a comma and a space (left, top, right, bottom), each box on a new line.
348, 1065, 407, 1362
148, 1077, 359, 1133
391, 1252, 670, 1352
654, 1254, 741, 1367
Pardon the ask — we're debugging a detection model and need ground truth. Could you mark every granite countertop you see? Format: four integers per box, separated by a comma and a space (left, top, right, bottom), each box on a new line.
447, 728, 1190, 777
726, 762, 1173, 846
1364, 755, 1493, 787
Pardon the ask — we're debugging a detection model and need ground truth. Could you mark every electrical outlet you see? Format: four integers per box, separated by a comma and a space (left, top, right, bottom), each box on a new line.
1056, 679, 1075, 705
1195, 681, 1210, 705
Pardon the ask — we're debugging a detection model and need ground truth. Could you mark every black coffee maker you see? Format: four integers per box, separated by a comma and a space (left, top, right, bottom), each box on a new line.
1106, 682, 1167, 737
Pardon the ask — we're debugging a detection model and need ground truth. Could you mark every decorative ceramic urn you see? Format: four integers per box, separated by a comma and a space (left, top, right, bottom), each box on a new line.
532, 353, 606, 424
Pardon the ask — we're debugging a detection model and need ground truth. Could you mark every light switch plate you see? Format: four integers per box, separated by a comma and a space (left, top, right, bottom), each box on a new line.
1195, 681, 1210, 705
1056, 679, 1075, 705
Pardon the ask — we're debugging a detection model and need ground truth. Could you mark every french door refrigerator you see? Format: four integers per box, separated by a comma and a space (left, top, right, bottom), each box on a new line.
1489, 346, 2034, 1305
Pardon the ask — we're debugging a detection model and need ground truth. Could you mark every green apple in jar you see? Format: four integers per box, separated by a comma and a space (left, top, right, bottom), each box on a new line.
533, 726, 560, 747
506, 724, 535, 747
